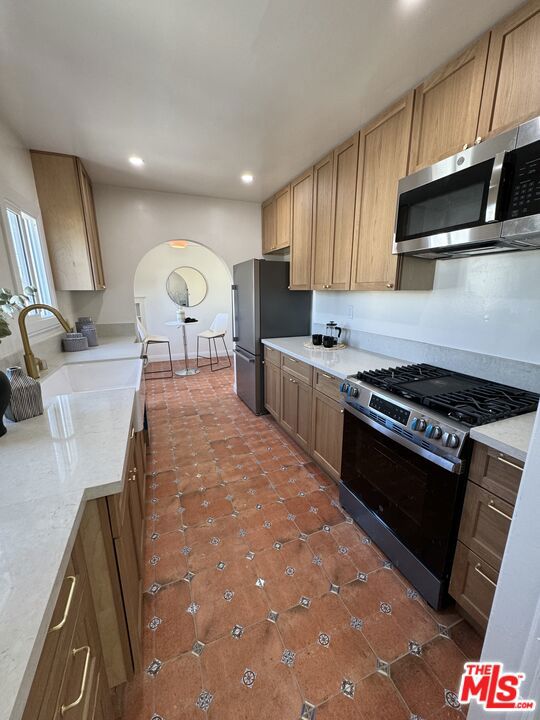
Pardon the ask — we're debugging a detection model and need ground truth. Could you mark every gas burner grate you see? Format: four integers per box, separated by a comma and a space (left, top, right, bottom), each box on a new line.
357, 363, 538, 427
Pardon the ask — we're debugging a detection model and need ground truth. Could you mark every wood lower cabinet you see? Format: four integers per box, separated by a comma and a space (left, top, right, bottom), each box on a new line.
264, 350, 345, 481
311, 390, 344, 480
289, 170, 313, 290
408, 34, 490, 172
30, 150, 106, 291
262, 197, 276, 254
264, 356, 281, 420
280, 372, 312, 452
450, 441, 523, 632
479, 0, 540, 138
23, 426, 147, 720
449, 542, 498, 631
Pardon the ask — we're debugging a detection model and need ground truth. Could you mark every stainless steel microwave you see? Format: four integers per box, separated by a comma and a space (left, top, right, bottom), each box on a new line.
393, 116, 540, 259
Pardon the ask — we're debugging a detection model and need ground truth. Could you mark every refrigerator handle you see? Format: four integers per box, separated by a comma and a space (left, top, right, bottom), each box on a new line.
231, 284, 239, 342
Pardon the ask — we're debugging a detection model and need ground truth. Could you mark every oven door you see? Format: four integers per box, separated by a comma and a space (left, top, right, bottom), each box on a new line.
393, 126, 518, 258
340, 405, 467, 581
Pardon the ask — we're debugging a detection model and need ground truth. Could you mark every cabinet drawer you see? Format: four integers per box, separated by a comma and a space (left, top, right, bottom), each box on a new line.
314, 369, 342, 402
459, 482, 513, 572
449, 541, 498, 631
264, 346, 281, 367
281, 353, 312, 385
23, 541, 87, 720
469, 442, 523, 506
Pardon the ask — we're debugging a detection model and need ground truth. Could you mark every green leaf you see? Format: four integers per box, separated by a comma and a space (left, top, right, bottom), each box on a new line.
0, 315, 11, 341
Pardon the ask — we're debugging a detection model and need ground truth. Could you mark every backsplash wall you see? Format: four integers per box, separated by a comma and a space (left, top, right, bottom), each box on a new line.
313, 250, 540, 365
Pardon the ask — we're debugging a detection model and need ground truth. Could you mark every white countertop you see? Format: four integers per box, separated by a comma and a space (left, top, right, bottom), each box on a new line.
262, 336, 536, 463
59, 335, 142, 364
0, 337, 140, 720
470, 412, 536, 463
261, 336, 407, 380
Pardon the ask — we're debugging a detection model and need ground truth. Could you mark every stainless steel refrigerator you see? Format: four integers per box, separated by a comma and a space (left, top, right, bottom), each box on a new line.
232, 259, 311, 414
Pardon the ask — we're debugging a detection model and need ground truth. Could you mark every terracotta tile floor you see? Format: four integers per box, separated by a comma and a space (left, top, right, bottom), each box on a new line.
122, 364, 483, 720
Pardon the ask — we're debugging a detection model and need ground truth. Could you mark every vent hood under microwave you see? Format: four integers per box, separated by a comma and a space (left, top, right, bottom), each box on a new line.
393, 116, 540, 259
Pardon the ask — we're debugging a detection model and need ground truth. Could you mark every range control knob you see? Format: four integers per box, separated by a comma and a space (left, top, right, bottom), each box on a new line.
443, 432, 460, 448
411, 417, 427, 432
347, 385, 359, 398
339, 382, 349, 394
425, 424, 442, 440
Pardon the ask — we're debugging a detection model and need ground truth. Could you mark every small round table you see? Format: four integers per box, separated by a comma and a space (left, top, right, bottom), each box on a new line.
165, 319, 199, 376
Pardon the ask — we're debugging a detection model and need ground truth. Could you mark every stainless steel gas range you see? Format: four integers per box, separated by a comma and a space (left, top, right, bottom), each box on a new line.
338, 363, 538, 610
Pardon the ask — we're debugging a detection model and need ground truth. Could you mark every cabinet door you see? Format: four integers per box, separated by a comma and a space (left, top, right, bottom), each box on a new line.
275, 185, 291, 250
296, 380, 312, 452
289, 169, 313, 290
328, 133, 358, 290
77, 161, 106, 289
311, 390, 344, 480
449, 541, 497, 631
264, 359, 281, 420
262, 198, 276, 254
409, 34, 490, 172
311, 153, 334, 290
280, 372, 298, 436
478, 0, 540, 138
114, 502, 143, 673
351, 93, 414, 291
458, 482, 513, 572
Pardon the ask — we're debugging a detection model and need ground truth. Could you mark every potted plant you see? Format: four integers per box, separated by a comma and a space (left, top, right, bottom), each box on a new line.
0, 287, 36, 437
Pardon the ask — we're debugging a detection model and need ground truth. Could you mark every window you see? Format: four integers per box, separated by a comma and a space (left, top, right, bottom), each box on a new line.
6, 207, 54, 318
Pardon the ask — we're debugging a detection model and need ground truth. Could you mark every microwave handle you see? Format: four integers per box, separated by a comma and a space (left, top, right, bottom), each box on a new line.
485, 151, 507, 223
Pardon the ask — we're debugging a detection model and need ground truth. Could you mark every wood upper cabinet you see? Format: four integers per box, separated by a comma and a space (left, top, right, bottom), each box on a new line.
275, 185, 291, 251
328, 134, 359, 290
262, 197, 276, 254
351, 93, 414, 291
311, 390, 344, 480
289, 169, 313, 290
30, 151, 106, 291
311, 153, 334, 290
478, 0, 540, 138
408, 34, 490, 172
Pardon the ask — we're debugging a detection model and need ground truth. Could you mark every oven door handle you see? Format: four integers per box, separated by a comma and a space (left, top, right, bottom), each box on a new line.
485, 150, 507, 223
342, 401, 463, 475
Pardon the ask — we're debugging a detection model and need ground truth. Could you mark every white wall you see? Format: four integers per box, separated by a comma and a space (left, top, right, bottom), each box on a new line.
71, 184, 261, 326
134, 242, 232, 359
313, 252, 540, 364
0, 115, 75, 360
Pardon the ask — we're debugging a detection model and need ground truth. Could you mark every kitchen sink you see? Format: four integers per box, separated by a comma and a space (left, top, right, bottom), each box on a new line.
40, 358, 145, 430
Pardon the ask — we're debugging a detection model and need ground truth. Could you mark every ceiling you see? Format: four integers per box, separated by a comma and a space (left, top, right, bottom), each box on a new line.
0, 0, 524, 201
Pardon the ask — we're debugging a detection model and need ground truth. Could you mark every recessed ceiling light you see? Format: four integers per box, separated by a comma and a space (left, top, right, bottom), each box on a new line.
241, 173, 254, 184
129, 156, 144, 167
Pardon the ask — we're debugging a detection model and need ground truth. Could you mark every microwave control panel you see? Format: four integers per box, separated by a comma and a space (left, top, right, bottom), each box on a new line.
507, 139, 540, 219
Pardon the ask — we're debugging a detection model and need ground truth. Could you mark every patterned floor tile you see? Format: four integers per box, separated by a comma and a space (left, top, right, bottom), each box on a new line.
121, 365, 481, 720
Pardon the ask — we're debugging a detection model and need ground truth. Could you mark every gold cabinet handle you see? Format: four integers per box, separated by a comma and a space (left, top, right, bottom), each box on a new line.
49, 576, 76, 633
321, 373, 333, 380
488, 500, 512, 522
289, 378, 297, 384
462, 143, 469, 151
288, 357, 297, 363
130, 427, 135, 439
474, 136, 482, 145
340, 409, 344, 414
386, 283, 394, 288
61, 645, 91, 715
497, 454, 522, 472
474, 563, 496, 588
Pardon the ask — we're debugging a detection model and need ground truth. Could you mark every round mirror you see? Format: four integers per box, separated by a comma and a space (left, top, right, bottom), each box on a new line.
166, 266, 207, 307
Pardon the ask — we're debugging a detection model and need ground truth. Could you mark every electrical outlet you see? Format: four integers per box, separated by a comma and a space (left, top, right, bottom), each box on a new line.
346, 305, 353, 319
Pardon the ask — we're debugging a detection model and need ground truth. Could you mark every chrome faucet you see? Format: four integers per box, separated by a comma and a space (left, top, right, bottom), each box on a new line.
18, 303, 73, 379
